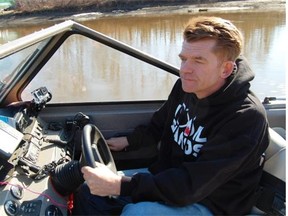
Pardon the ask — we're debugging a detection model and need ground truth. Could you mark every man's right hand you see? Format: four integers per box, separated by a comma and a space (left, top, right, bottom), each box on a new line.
106, 137, 129, 151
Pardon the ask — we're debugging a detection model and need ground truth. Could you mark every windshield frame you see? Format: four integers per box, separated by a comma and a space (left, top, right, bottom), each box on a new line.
0, 39, 50, 94
0, 20, 179, 106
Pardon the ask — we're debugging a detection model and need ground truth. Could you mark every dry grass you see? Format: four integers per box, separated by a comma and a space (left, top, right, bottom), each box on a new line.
13, 0, 204, 12
14, 0, 107, 12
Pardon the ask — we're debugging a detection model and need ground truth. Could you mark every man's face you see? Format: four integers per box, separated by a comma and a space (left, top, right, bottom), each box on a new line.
179, 39, 229, 99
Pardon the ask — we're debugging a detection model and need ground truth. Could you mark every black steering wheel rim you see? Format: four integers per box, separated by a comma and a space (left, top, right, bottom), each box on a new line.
81, 124, 117, 173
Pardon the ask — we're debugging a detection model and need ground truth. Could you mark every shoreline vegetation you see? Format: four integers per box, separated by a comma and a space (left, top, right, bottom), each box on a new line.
0, 0, 286, 27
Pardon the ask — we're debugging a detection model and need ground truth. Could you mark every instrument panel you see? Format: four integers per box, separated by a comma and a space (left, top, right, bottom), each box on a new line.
0, 87, 72, 216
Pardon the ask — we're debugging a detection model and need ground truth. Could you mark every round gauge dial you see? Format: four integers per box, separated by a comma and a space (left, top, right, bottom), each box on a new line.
10, 185, 24, 199
45, 205, 63, 216
4, 200, 20, 216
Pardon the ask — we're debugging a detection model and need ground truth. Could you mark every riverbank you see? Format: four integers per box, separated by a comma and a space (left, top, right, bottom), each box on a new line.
0, 0, 286, 27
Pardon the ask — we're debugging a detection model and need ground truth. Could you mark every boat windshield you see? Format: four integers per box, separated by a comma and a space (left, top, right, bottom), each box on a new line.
0, 38, 50, 94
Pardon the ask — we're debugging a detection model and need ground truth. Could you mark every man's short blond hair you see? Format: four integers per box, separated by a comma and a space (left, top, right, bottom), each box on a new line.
183, 16, 243, 61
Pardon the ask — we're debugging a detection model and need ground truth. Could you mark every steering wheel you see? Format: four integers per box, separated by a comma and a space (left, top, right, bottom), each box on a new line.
80, 124, 117, 174
50, 124, 117, 196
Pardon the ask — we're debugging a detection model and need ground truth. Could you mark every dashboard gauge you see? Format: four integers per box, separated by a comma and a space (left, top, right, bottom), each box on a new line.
4, 200, 20, 216
10, 185, 24, 199
45, 205, 63, 216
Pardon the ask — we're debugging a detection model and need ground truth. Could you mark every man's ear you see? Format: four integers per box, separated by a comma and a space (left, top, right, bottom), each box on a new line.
221, 61, 235, 79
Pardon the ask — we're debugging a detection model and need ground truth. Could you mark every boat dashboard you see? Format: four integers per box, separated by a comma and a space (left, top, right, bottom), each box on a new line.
0, 86, 286, 216
0, 87, 78, 216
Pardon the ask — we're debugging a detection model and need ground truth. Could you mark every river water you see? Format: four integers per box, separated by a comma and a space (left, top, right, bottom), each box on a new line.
0, 9, 286, 101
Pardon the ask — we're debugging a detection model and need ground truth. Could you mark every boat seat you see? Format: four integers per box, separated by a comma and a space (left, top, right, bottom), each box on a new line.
250, 127, 286, 215
264, 127, 286, 181
272, 127, 286, 140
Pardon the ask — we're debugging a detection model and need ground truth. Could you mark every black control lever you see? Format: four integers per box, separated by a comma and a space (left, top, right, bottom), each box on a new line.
73, 112, 90, 128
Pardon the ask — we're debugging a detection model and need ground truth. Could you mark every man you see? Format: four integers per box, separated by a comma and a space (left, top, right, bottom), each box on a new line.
72, 16, 269, 215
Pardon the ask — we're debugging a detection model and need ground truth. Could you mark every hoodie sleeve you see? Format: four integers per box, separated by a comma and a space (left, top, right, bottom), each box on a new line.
126, 79, 182, 150
121, 106, 269, 206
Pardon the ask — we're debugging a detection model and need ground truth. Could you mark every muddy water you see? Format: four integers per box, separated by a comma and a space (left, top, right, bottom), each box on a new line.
0, 10, 286, 101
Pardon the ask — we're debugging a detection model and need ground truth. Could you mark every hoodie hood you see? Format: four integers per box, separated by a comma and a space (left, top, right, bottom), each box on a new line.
223, 56, 255, 97
196, 56, 255, 106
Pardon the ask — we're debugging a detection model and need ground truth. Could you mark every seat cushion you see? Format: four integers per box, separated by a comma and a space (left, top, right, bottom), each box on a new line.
264, 128, 286, 181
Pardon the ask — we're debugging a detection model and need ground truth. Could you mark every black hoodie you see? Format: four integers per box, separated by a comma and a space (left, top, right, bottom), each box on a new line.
120, 56, 269, 215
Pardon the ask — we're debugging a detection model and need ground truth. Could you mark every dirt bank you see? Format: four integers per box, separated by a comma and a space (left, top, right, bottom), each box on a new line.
0, 0, 285, 27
